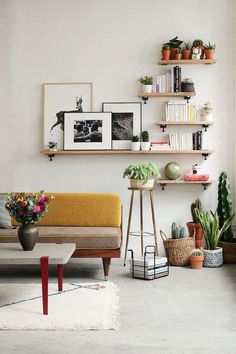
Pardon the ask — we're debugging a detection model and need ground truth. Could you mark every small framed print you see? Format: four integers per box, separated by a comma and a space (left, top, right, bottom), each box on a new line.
64, 112, 112, 150
102, 102, 142, 150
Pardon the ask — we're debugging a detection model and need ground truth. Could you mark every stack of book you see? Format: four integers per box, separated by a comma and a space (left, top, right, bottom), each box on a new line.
150, 141, 170, 150
165, 101, 202, 121
155, 66, 181, 93
129, 255, 168, 280
168, 131, 202, 150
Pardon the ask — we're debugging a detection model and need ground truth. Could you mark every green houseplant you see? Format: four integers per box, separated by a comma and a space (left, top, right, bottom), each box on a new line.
204, 42, 216, 59
171, 222, 186, 239
190, 248, 204, 269
123, 162, 160, 189
131, 135, 140, 151
194, 209, 234, 267
141, 131, 150, 151
186, 199, 204, 248
138, 76, 153, 94
161, 44, 170, 60
182, 42, 191, 60
163, 36, 183, 59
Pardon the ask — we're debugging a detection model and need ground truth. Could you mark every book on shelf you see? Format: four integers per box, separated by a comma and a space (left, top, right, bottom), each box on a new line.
164, 100, 203, 121
155, 66, 182, 93
129, 256, 167, 267
150, 141, 170, 150
168, 131, 203, 150
184, 174, 210, 181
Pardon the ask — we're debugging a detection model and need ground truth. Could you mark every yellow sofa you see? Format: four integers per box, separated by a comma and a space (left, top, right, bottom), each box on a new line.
0, 193, 122, 279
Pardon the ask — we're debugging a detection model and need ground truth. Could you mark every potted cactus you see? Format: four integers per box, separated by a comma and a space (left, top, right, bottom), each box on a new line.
190, 248, 204, 269
123, 162, 160, 189
217, 172, 236, 263
174, 48, 182, 60
163, 36, 183, 59
161, 44, 170, 60
186, 199, 204, 248
131, 135, 140, 151
191, 39, 205, 59
141, 131, 150, 151
182, 42, 191, 60
138, 76, 153, 94
204, 42, 216, 59
171, 222, 186, 239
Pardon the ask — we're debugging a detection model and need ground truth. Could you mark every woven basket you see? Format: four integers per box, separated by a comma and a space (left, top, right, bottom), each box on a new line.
219, 241, 236, 264
160, 230, 195, 266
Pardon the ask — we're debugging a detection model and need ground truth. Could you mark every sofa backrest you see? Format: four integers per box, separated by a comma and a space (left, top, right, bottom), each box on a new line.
11, 193, 121, 227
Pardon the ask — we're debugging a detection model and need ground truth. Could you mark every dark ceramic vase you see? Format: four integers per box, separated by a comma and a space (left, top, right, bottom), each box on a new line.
18, 224, 38, 251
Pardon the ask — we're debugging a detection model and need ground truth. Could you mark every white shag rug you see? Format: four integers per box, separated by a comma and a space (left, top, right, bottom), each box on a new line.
0, 282, 119, 330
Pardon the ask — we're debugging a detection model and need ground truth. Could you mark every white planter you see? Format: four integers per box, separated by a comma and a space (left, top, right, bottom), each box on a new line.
142, 85, 153, 94
130, 179, 154, 189
141, 142, 150, 151
203, 247, 223, 268
131, 142, 140, 151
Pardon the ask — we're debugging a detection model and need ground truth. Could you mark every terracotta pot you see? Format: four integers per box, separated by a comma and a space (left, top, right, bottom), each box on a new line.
162, 50, 170, 60
182, 50, 191, 60
219, 240, 236, 264
186, 222, 204, 248
205, 49, 215, 59
175, 54, 182, 60
192, 46, 205, 59
190, 255, 204, 269
170, 48, 178, 59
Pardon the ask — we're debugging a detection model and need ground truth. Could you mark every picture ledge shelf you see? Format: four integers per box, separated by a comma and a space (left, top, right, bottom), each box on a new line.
138, 92, 196, 104
157, 120, 214, 132
156, 179, 213, 190
158, 59, 217, 65
41, 149, 214, 161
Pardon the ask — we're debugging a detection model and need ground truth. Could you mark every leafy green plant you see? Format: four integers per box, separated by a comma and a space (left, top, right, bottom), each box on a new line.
217, 171, 234, 242
163, 36, 183, 48
194, 209, 235, 250
192, 39, 204, 47
162, 44, 170, 50
123, 163, 160, 182
141, 131, 149, 142
132, 135, 140, 142
204, 42, 216, 50
191, 248, 204, 256
138, 76, 153, 85
183, 42, 191, 50
171, 222, 186, 239
191, 199, 203, 223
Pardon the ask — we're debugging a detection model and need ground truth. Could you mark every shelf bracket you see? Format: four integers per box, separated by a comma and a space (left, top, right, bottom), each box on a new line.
201, 153, 209, 160
202, 183, 211, 190
142, 96, 148, 104
184, 96, 191, 103
160, 124, 167, 132
48, 153, 55, 161
202, 124, 209, 132
160, 183, 166, 191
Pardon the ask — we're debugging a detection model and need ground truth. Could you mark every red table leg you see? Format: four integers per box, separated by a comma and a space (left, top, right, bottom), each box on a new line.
40, 256, 49, 315
58, 264, 63, 291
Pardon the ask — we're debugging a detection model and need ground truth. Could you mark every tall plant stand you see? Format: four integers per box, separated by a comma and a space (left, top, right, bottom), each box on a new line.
123, 187, 158, 266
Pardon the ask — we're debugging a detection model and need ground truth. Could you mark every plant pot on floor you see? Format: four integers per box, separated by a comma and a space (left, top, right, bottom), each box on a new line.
203, 247, 223, 268
130, 179, 154, 189
190, 255, 204, 269
187, 222, 204, 248
142, 85, 153, 94
18, 224, 38, 251
218, 240, 236, 264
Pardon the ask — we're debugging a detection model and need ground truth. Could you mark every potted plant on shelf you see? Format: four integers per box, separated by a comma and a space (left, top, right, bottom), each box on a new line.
200, 101, 213, 122
141, 131, 150, 151
191, 39, 205, 59
163, 36, 183, 59
217, 171, 236, 263
194, 209, 234, 268
123, 162, 160, 189
204, 42, 216, 59
48, 141, 58, 151
5, 191, 53, 251
190, 248, 204, 269
138, 76, 153, 94
181, 42, 191, 60
175, 48, 182, 60
131, 135, 140, 151
161, 44, 171, 60
187, 199, 204, 248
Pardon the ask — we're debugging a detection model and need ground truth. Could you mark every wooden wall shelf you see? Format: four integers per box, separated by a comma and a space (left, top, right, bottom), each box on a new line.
157, 120, 214, 132
138, 92, 196, 104
156, 179, 213, 190
158, 59, 217, 65
41, 149, 214, 161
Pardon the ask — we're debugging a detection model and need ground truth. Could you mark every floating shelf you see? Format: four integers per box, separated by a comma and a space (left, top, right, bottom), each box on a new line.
156, 179, 213, 190
158, 59, 217, 65
41, 149, 214, 161
157, 120, 214, 132
138, 92, 196, 104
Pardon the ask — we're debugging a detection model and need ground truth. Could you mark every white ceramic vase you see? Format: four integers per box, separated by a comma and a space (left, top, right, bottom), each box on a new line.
142, 85, 153, 94
131, 142, 140, 151
141, 142, 150, 151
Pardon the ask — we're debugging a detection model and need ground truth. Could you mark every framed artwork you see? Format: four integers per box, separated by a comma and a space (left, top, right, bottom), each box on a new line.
43, 82, 93, 149
64, 112, 112, 150
102, 102, 142, 150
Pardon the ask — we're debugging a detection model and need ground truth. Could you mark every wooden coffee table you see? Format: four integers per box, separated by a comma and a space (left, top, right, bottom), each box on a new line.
0, 243, 76, 315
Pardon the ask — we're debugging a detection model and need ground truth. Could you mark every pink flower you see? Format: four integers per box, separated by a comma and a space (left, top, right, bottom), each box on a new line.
33, 205, 41, 213
40, 205, 45, 211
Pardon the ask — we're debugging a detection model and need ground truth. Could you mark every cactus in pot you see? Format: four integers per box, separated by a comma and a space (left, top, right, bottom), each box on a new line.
190, 248, 204, 269
141, 131, 150, 151
171, 223, 186, 239
187, 198, 204, 248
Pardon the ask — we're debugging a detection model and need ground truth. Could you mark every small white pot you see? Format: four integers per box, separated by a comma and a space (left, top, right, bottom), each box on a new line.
131, 142, 140, 151
130, 179, 154, 189
141, 142, 150, 151
142, 85, 153, 94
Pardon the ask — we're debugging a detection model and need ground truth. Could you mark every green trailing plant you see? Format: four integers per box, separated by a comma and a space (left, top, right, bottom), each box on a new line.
192, 39, 204, 47
171, 222, 186, 239
163, 36, 183, 48
162, 44, 170, 50
191, 248, 203, 256
191, 198, 203, 223
132, 135, 140, 142
183, 42, 191, 50
138, 76, 153, 85
204, 42, 216, 50
217, 171, 234, 242
194, 209, 235, 250
123, 162, 160, 182
141, 131, 149, 142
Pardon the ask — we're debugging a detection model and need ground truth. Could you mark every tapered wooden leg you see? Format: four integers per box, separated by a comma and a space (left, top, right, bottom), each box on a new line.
40, 256, 49, 315
150, 190, 158, 255
102, 258, 111, 280
58, 264, 63, 291
124, 190, 134, 266
140, 190, 144, 256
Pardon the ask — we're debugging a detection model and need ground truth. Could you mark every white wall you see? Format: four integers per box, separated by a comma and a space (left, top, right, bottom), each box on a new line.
0, 0, 234, 255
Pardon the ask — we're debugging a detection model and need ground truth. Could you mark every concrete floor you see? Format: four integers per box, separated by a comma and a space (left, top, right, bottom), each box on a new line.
0, 259, 236, 354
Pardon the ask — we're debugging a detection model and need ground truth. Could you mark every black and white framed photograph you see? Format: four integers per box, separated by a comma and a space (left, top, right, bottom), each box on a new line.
102, 102, 142, 149
43, 82, 93, 150
64, 112, 112, 150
